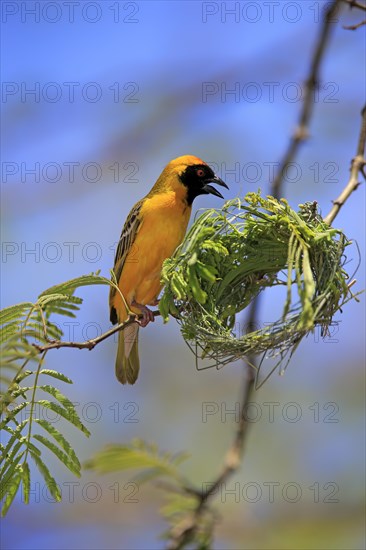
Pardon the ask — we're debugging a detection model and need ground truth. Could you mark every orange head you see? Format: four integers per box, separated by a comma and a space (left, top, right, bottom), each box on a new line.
153, 155, 229, 205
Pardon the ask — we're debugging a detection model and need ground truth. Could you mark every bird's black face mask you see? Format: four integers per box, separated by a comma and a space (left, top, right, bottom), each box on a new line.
180, 164, 229, 205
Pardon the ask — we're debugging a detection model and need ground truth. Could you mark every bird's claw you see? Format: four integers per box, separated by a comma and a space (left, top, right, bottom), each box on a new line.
131, 300, 155, 327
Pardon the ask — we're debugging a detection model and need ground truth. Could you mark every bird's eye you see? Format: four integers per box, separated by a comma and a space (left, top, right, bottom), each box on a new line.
196, 169, 205, 178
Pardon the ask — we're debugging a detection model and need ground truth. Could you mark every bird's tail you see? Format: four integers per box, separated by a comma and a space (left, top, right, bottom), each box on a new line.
115, 323, 140, 384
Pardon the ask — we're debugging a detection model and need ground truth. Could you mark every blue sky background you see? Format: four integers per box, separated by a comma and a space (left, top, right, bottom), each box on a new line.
1, 1, 365, 549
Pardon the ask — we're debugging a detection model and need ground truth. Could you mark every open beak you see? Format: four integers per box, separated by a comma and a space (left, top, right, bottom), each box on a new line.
202, 175, 229, 199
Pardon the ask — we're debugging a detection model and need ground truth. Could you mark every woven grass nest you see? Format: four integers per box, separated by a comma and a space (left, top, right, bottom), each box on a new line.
159, 192, 358, 382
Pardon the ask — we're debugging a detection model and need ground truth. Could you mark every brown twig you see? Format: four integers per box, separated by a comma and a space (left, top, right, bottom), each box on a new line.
341, 0, 366, 11
324, 106, 366, 225
33, 311, 161, 353
343, 19, 366, 29
270, 0, 341, 198
166, 347, 255, 549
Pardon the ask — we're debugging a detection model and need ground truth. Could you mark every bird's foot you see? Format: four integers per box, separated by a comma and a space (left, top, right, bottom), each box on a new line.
131, 300, 155, 327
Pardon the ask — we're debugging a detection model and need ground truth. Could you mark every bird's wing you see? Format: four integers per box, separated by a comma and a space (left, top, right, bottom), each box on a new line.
109, 200, 143, 324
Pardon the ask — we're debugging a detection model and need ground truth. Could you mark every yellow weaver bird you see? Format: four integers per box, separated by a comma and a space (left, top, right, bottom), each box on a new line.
109, 155, 228, 384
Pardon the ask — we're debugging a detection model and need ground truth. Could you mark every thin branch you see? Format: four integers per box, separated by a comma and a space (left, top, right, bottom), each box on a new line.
324, 106, 366, 225
341, 0, 366, 11
33, 311, 161, 353
270, 0, 341, 198
166, 353, 255, 549
343, 19, 366, 29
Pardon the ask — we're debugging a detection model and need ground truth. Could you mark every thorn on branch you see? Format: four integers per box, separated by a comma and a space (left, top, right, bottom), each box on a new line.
294, 125, 310, 142
224, 447, 241, 470
361, 165, 366, 180
347, 279, 357, 289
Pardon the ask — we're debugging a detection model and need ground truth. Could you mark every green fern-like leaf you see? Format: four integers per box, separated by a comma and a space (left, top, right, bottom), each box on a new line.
34, 419, 80, 469
0, 303, 34, 326
30, 452, 62, 502
36, 399, 90, 437
1, 469, 22, 516
19, 462, 30, 505
33, 434, 81, 477
39, 370, 73, 384
0, 273, 112, 516
39, 272, 112, 298
85, 438, 189, 483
